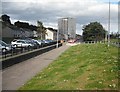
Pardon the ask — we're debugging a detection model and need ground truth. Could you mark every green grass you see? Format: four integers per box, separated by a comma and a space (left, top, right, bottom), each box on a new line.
110, 38, 119, 43
19, 43, 119, 90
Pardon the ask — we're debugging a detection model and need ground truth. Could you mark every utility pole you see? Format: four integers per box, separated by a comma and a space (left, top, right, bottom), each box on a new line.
56, 29, 59, 48
57, 20, 59, 48
108, 0, 110, 47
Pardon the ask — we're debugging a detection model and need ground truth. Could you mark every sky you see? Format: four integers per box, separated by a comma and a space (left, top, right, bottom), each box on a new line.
1, 0, 119, 35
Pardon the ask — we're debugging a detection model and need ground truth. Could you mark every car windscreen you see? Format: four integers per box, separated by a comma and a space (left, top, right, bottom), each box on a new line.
17, 41, 26, 43
0, 41, 7, 46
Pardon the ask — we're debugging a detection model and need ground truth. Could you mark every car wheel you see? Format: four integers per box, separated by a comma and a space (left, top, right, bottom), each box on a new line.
13, 44, 17, 47
2, 48, 7, 53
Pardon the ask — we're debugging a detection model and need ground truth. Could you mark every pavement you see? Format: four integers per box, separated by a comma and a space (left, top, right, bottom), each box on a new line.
66, 42, 80, 46
2, 44, 70, 90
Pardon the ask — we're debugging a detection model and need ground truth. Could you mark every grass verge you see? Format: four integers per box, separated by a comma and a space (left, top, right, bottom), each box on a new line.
19, 43, 119, 90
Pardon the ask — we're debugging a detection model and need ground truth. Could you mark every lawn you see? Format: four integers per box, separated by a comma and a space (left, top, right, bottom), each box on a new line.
19, 43, 119, 90
110, 38, 119, 43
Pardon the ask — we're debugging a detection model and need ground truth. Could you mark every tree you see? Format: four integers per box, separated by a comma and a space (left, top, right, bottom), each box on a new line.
14, 21, 29, 29
1, 14, 11, 25
29, 25, 37, 31
82, 22, 106, 41
37, 21, 46, 39
14, 21, 37, 31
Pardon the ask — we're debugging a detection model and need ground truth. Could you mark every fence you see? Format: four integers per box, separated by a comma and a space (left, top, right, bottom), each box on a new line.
1, 41, 60, 59
110, 42, 120, 47
82, 41, 106, 44
1, 42, 62, 69
82, 41, 120, 47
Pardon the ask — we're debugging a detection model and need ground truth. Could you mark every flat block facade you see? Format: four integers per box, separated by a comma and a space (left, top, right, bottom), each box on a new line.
58, 17, 76, 40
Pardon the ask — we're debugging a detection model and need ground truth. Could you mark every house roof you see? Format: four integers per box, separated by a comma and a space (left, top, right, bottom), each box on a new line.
1, 21, 34, 32
47, 27, 57, 32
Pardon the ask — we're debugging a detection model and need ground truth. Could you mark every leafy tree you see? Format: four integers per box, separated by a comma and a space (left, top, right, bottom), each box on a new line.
37, 21, 46, 39
82, 22, 106, 41
14, 21, 37, 31
14, 21, 29, 29
1, 14, 11, 25
29, 25, 37, 31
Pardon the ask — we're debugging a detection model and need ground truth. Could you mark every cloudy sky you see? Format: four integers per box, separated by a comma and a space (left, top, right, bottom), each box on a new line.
1, 0, 119, 35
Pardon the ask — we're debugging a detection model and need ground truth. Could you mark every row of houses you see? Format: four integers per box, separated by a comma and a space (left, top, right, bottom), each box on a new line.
1, 22, 36, 37
0, 20, 58, 43
1, 18, 81, 43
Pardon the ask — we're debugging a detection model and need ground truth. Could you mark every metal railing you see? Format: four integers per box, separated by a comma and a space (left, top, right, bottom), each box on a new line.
1, 41, 61, 59
82, 41, 120, 47
82, 41, 106, 44
110, 42, 120, 47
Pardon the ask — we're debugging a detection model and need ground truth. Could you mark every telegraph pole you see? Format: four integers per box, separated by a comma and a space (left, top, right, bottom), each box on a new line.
57, 19, 59, 48
108, 0, 110, 47
56, 29, 59, 48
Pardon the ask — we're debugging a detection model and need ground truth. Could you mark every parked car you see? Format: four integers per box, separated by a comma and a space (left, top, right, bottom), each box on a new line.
0, 40, 12, 53
42, 40, 50, 44
21, 38, 40, 48
32, 39, 42, 46
38, 40, 46, 47
11, 39, 33, 48
42, 39, 54, 44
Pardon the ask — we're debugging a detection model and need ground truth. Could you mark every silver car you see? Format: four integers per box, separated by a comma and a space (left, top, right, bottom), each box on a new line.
0, 40, 11, 53
11, 39, 34, 48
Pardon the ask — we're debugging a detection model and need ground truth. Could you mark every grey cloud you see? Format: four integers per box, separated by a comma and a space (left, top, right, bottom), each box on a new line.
1, 1, 118, 34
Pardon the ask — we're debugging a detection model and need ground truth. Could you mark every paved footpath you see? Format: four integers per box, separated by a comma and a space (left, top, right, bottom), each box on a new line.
2, 44, 70, 90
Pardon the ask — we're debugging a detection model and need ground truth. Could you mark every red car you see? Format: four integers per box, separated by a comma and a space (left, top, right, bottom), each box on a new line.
68, 39, 76, 43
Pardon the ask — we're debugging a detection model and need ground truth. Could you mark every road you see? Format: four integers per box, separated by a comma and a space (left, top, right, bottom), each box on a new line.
2, 44, 70, 90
